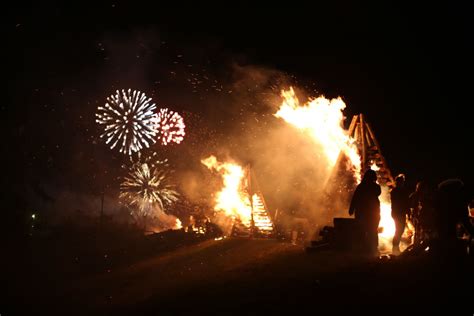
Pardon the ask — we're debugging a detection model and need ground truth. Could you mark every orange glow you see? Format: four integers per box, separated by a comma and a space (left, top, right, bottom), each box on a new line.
275, 87, 361, 181
202, 156, 274, 234
251, 194, 273, 232
370, 162, 396, 251
201, 156, 252, 226
274, 87, 413, 253
174, 218, 183, 230
378, 189, 395, 238
370, 161, 380, 171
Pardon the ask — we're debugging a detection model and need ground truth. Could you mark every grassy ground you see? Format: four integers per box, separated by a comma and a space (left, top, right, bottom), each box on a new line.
5, 233, 473, 315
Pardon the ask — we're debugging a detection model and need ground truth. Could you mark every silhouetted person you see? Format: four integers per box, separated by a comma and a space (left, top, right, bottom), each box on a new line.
390, 174, 410, 254
433, 179, 474, 256
409, 181, 436, 245
349, 169, 381, 255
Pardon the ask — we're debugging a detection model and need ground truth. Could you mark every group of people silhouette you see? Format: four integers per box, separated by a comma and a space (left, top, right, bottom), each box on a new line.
348, 169, 474, 256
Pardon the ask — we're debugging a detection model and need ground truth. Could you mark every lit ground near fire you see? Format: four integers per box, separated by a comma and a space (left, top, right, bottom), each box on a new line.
7, 236, 473, 314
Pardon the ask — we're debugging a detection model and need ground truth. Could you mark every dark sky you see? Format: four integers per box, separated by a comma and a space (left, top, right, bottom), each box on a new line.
4, 2, 473, 196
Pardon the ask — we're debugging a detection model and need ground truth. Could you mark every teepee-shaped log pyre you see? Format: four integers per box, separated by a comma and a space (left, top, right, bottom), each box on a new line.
231, 165, 275, 238
318, 114, 395, 230
348, 113, 394, 186
308, 114, 394, 251
326, 113, 394, 195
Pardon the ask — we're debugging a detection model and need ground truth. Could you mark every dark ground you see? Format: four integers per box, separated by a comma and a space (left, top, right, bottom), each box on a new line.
4, 231, 473, 315
4, 4, 473, 315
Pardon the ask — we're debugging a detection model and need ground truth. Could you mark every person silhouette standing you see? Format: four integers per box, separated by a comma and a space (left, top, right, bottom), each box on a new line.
349, 169, 381, 255
434, 179, 474, 257
390, 174, 410, 255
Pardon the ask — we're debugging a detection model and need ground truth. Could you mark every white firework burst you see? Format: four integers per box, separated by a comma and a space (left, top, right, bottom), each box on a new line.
96, 89, 158, 155
120, 157, 179, 217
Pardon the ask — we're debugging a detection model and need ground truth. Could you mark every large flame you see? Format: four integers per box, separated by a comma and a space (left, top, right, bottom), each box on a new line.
201, 156, 252, 225
275, 88, 408, 253
370, 163, 395, 240
378, 189, 414, 253
202, 156, 274, 235
275, 87, 361, 180
378, 189, 396, 238
370, 164, 415, 253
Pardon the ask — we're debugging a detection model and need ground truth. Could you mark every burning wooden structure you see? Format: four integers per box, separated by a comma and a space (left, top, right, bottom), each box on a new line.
308, 114, 395, 251
349, 114, 394, 185
231, 165, 275, 238
330, 113, 394, 187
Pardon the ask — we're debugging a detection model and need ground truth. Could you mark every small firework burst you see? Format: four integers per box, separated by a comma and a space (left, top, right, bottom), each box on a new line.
120, 156, 179, 218
155, 108, 186, 145
96, 89, 158, 155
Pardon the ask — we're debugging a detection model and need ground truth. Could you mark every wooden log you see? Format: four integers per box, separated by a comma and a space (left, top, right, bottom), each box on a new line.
360, 114, 367, 173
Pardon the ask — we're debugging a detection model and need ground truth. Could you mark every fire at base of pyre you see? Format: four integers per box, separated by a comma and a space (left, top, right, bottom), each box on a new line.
316, 167, 415, 254
138, 86, 414, 253
201, 156, 274, 238
274, 87, 414, 254
377, 186, 415, 254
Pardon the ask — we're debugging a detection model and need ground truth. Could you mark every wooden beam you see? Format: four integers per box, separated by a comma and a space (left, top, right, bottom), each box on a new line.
359, 114, 366, 173
347, 114, 358, 136
365, 121, 395, 185
324, 115, 359, 191
354, 123, 360, 142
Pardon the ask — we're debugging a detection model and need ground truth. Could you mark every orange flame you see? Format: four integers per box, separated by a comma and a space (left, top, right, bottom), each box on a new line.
378, 189, 395, 238
370, 161, 380, 171
275, 87, 361, 180
370, 162, 395, 240
174, 218, 183, 230
275, 88, 408, 253
202, 156, 274, 235
201, 156, 252, 226
369, 163, 396, 251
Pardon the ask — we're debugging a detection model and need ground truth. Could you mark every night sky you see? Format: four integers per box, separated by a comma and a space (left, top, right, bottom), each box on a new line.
4, 2, 473, 211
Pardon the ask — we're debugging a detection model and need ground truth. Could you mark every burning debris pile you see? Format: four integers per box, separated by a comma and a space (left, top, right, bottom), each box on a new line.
201, 156, 274, 237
